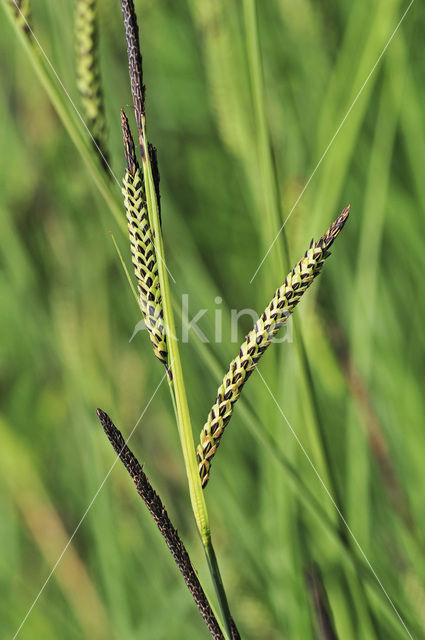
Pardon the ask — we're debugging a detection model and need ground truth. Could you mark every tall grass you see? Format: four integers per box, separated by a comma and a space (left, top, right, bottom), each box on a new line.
1, 0, 424, 638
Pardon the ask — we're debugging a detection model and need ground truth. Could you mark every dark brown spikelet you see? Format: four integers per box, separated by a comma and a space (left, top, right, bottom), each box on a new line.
120, 0, 145, 131
316, 206, 350, 252
96, 408, 225, 640
148, 142, 162, 224
121, 108, 138, 178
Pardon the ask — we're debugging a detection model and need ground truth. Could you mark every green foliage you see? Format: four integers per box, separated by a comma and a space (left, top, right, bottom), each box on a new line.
1, 0, 424, 638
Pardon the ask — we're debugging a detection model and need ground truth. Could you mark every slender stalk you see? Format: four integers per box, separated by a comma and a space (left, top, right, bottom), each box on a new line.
205, 544, 240, 640
140, 116, 238, 640
138, 115, 207, 535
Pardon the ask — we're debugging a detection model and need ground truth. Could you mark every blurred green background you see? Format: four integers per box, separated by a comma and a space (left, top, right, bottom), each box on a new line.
1, 0, 425, 638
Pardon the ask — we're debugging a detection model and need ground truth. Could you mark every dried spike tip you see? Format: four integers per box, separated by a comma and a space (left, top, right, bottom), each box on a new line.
7, 0, 31, 35
148, 143, 162, 224
120, 0, 145, 130
317, 204, 350, 252
75, 0, 109, 170
197, 206, 350, 488
121, 108, 138, 177
96, 409, 227, 640
121, 110, 168, 370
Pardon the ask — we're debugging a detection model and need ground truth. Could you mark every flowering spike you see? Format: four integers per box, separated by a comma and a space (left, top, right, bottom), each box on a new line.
121, 110, 168, 368
197, 206, 350, 487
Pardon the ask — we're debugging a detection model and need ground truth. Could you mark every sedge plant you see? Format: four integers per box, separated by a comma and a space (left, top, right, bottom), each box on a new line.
112, 1, 349, 637
4, 1, 353, 638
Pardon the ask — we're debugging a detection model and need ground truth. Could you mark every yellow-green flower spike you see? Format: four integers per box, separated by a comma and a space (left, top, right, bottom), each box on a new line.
75, 0, 109, 169
121, 109, 168, 369
197, 206, 350, 488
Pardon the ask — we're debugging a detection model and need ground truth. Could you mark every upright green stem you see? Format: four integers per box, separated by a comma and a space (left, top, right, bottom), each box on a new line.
140, 117, 208, 540
205, 544, 235, 639
140, 117, 235, 640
